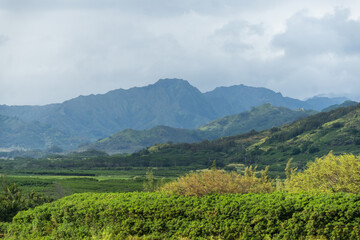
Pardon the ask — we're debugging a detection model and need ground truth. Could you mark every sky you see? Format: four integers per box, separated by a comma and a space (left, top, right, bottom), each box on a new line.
1, 0, 360, 105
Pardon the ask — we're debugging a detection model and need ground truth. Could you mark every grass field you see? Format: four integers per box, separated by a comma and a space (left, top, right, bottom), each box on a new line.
0, 167, 192, 199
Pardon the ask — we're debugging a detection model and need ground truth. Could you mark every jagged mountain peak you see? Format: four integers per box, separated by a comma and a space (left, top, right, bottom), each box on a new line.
0, 79, 349, 151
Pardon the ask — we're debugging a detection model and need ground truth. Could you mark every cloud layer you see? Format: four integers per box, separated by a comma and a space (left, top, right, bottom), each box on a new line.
1, 1, 360, 105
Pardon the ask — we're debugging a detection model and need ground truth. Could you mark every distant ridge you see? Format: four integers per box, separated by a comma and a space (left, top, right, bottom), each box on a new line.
0, 78, 347, 151
86, 104, 316, 154
322, 100, 358, 112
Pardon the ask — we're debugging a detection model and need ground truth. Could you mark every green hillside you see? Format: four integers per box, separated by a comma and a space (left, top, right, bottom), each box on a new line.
87, 104, 315, 153
85, 126, 204, 154
198, 103, 315, 138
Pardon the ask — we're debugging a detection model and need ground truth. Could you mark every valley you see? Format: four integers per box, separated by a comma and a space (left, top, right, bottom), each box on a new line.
1, 80, 359, 239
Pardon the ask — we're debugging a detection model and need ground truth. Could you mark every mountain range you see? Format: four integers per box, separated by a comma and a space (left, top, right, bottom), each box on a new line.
0, 78, 349, 151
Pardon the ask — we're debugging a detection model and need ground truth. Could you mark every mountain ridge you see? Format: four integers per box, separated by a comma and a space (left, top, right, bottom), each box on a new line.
0, 78, 349, 151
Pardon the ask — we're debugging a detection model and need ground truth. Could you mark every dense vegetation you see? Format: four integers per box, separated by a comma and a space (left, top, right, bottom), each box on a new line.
285, 153, 360, 193
4, 192, 360, 239
3, 152, 360, 238
160, 166, 274, 196
0, 179, 50, 223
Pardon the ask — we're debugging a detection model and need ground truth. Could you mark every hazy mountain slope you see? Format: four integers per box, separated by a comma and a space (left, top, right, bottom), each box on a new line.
0, 114, 83, 150
0, 104, 59, 123
0, 79, 348, 151
87, 104, 316, 153
204, 85, 347, 116
203, 85, 302, 116
305, 96, 349, 111
0, 79, 217, 141
321, 100, 358, 112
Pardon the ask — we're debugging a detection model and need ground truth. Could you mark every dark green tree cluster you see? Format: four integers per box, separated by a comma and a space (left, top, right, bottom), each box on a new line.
0, 177, 50, 222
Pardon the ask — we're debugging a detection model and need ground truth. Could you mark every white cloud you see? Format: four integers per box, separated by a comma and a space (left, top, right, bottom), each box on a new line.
1, 1, 360, 105
272, 8, 360, 57
263, 8, 360, 99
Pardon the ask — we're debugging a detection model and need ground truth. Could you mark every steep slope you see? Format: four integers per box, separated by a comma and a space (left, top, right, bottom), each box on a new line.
203, 84, 304, 116
87, 104, 315, 153
204, 85, 347, 116
0, 114, 83, 150
198, 103, 316, 138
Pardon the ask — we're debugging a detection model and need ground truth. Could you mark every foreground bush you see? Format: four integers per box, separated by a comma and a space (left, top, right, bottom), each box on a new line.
5, 192, 360, 239
0, 182, 50, 222
160, 167, 274, 197
286, 152, 360, 193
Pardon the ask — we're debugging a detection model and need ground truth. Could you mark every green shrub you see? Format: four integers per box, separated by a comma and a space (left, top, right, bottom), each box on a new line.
159, 167, 274, 197
0, 182, 50, 223
285, 152, 360, 193
5, 192, 360, 239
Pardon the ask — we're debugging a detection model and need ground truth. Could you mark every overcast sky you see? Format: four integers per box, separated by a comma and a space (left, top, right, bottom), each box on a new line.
1, 0, 360, 105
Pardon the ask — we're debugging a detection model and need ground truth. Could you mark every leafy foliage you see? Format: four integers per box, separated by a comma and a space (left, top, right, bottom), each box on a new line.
286, 152, 360, 193
160, 167, 273, 196
5, 192, 360, 239
0, 178, 50, 222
